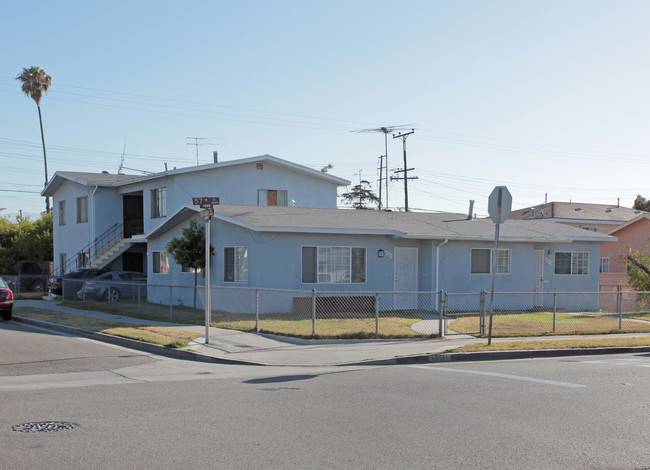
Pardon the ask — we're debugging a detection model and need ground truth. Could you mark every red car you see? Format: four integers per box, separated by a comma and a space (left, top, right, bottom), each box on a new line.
0, 276, 14, 321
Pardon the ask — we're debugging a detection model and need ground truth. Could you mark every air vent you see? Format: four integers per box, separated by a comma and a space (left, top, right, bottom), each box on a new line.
256, 163, 264, 170
605, 209, 612, 213
574, 208, 582, 211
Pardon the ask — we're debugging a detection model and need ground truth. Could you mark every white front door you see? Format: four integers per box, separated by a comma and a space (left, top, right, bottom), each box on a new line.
533, 249, 544, 307
394, 247, 418, 310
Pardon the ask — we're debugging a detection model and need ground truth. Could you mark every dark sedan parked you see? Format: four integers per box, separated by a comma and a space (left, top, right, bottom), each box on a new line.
0, 276, 14, 321
80, 271, 147, 301
48, 268, 109, 299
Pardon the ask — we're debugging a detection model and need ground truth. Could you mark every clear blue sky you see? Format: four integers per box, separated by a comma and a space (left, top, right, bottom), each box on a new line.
2, 0, 650, 218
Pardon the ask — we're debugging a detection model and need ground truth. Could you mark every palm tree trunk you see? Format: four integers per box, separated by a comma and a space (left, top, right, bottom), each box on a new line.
37, 104, 50, 213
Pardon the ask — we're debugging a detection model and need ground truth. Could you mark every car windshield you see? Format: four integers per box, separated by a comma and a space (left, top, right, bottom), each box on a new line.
0, 278, 7, 288
96, 273, 113, 280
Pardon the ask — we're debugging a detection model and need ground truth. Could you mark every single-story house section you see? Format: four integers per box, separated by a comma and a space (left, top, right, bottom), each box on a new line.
145, 205, 615, 313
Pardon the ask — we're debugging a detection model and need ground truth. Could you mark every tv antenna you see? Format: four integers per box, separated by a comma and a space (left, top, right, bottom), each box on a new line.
186, 137, 226, 165
117, 140, 126, 174
352, 124, 417, 210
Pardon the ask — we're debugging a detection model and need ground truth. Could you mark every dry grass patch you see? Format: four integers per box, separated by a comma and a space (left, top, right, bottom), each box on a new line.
215, 317, 435, 339
447, 336, 650, 352
450, 312, 650, 337
14, 307, 200, 348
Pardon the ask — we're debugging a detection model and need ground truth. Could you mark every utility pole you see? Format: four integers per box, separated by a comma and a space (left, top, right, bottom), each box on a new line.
391, 129, 417, 211
377, 155, 385, 210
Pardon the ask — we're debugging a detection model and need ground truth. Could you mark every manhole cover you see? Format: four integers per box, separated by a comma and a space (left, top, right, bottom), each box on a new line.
12, 421, 80, 433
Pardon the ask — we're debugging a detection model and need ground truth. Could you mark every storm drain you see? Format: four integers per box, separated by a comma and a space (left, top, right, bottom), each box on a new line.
12, 421, 80, 433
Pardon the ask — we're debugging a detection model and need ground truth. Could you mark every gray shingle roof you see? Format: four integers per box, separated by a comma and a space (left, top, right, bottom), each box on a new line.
510, 202, 644, 222
209, 205, 613, 242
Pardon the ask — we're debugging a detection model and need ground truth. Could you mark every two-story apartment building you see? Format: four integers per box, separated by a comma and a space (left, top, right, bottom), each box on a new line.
42, 154, 350, 275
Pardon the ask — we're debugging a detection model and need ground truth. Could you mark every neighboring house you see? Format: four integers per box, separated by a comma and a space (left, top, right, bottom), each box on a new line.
42, 155, 350, 275
146, 204, 613, 312
510, 201, 644, 233
600, 213, 650, 286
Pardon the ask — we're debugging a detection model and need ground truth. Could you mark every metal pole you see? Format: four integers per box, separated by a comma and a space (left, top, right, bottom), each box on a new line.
311, 289, 316, 336
438, 291, 444, 337
488, 223, 500, 345
205, 217, 211, 344
255, 289, 260, 333
617, 284, 623, 330
375, 293, 379, 335
480, 290, 486, 336
553, 292, 557, 333
137, 285, 141, 314
169, 285, 173, 320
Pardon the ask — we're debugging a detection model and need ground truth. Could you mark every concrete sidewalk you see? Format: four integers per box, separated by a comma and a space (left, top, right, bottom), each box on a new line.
13, 300, 650, 366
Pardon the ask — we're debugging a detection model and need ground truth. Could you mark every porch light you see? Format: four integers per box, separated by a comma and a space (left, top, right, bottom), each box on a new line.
377, 249, 385, 258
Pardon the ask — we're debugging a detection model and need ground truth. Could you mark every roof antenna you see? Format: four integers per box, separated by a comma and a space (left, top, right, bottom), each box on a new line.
117, 140, 126, 175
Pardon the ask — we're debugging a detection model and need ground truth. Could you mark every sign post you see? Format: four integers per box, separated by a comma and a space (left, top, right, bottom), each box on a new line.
487, 186, 512, 345
192, 197, 220, 344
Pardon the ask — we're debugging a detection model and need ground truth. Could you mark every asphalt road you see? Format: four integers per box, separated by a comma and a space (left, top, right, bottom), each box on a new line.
1, 320, 649, 469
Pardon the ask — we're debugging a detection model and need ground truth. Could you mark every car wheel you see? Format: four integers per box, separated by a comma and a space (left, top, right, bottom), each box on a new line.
105, 288, 120, 302
2, 310, 11, 321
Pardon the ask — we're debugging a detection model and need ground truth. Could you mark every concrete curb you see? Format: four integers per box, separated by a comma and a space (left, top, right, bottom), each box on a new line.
348, 345, 650, 366
12, 316, 261, 366
12, 315, 650, 367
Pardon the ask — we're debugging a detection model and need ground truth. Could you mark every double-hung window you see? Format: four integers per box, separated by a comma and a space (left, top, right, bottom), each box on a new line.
599, 257, 610, 273
76, 196, 88, 223
224, 247, 248, 283
470, 249, 511, 274
555, 252, 589, 275
153, 251, 170, 274
258, 189, 288, 206
302, 246, 366, 284
59, 200, 66, 226
151, 187, 167, 218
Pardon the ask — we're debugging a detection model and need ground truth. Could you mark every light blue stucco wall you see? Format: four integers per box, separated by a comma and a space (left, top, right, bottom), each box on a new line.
52, 181, 92, 273
50, 160, 342, 273
146, 215, 603, 313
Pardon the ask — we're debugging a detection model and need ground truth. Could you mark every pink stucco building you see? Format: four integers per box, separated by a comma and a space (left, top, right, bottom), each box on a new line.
600, 213, 650, 286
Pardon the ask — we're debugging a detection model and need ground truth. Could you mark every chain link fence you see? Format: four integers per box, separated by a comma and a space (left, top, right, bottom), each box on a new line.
58, 278, 650, 338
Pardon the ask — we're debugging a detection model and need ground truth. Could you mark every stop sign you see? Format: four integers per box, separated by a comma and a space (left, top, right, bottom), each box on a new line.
488, 186, 512, 224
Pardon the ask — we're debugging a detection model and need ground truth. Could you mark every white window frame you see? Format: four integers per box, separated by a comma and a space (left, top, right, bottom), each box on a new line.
76, 196, 88, 223
599, 257, 610, 273
151, 187, 167, 218
224, 246, 248, 283
555, 251, 589, 275
301, 246, 366, 284
258, 189, 288, 206
152, 251, 170, 274
59, 200, 66, 226
470, 248, 511, 274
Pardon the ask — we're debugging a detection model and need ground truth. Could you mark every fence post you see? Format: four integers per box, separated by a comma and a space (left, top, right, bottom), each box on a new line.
480, 290, 486, 336
107, 282, 111, 306
255, 289, 260, 333
553, 292, 557, 333
137, 284, 141, 314
375, 293, 379, 335
311, 289, 316, 337
617, 284, 623, 329
169, 285, 173, 320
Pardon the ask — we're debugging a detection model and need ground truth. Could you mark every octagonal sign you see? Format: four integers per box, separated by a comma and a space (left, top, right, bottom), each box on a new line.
488, 186, 512, 224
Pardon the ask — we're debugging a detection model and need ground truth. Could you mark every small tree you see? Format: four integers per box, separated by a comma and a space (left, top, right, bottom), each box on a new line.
624, 250, 650, 310
633, 195, 650, 212
167, 219, 213, 309
340, 180, 380, 209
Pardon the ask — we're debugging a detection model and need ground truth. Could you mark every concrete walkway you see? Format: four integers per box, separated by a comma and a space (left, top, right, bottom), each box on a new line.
13, 300, 650, 366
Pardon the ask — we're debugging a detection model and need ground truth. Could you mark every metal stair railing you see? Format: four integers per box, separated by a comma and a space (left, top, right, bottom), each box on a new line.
57, 223, 125, 276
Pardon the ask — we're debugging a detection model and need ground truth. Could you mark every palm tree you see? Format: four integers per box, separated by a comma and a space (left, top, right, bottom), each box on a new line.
16, 66, 52, 213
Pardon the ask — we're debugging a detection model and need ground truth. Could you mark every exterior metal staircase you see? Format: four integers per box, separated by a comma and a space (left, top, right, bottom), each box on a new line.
58, 223, 142, 275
